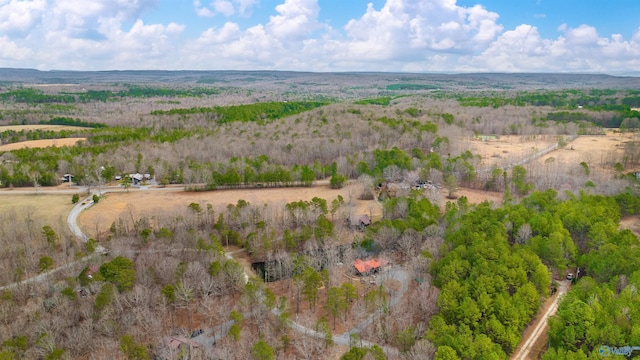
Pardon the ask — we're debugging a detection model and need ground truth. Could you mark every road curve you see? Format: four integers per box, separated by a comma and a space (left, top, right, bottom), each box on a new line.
0, 190, 105, 291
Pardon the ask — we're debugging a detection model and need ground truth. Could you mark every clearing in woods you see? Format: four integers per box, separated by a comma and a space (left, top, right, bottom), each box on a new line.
0, 194, 74, 236
77, 182, 383, 237
0, 138, 87, 150
0, 125, 88, 150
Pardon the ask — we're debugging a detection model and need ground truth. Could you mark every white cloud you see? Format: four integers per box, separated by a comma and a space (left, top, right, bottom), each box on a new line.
469, 24, 640, 72
565, 24, 599, 46
335, 0, 502, 64
1, 0, 640, 73
0, 0, 46, 34
194, 0, 258, 17
184, 0, 326, 69
0, 35, 33, 61
267, 0, 323, 40
194, 0, 216, 17
213, 0, 235, 17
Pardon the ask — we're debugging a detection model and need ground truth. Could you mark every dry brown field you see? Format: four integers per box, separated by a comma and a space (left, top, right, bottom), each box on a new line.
460, 131, 638, 172
534, 131, 638, 169
0, 125, 88, 150
0, 193, 74, 236
77, 180, 508, 238
0, 137, 86, 150
77, 182, 382, 236
462, 134, 559, 169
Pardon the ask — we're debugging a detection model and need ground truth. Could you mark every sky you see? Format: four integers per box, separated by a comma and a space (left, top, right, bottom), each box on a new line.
1, 0, 639, 74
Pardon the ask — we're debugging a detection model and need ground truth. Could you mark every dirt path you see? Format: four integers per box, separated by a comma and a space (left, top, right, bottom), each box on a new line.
511, 280, 569, 360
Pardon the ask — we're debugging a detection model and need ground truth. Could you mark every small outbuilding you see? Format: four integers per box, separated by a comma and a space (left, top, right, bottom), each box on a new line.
349, 214, 371, 230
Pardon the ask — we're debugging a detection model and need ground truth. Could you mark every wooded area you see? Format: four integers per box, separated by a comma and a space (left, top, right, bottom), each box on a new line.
0, 71, 639, 359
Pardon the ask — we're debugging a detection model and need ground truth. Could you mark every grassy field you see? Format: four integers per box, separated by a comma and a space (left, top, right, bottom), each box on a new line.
0, 137, 86, 150
0, 124, 87, 150
0, 193, 75, 236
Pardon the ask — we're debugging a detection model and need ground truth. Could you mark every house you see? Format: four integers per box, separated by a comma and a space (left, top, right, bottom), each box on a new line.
353, 258, 389, 275
61, 174, 74, 183
161, 336, 200, 359
349, 214, 371, 230
129, 173, 144, 185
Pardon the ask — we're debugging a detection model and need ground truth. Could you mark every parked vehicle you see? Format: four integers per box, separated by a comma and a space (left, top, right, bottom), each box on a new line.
566, 273, 574, 280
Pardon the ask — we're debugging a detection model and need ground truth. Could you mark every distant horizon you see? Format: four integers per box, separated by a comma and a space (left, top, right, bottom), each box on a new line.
1, 1, 639, 74
2, 67, 639, 78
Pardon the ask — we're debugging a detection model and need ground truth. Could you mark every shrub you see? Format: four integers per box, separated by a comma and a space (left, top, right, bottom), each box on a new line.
330, 175, 346, 189
38, 257, 54, 273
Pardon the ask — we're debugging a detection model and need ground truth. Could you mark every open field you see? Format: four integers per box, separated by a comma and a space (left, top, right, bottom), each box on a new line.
463, 134, 559, 169
0, 137, 86, 150
533, 131, 639, 167
461, 131, 639, 171
78, 182, 382, 236
0, 193, 74, 236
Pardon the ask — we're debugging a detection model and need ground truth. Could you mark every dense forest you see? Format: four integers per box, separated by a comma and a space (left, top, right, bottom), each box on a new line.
0, 71, 640, 359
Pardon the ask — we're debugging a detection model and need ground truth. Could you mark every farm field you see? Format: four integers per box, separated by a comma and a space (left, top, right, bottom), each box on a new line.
461, 131, 639, 171
76, 182, 505, 238
462, 134, 559, 169
0, 137, 86, 150
77, 182, 381, 237
0, 194, 74, 236
534, 131, 639, 169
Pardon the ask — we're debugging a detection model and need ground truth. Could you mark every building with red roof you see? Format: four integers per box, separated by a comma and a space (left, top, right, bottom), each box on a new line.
353, 258, 389, 275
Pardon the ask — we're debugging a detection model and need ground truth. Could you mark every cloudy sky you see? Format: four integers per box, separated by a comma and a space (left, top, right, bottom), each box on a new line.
1, 0, 639, 73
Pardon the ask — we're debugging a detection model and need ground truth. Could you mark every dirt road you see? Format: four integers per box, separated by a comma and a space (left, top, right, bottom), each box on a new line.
511, 280, 569, 360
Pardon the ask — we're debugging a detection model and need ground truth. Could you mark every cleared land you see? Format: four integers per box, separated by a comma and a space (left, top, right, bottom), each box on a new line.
463, 134, 559, 169
534, 131, 638, 168
0, 125, 88, 150
462, 131, 639, 172
0, 194, 74, 236
0, 137, 86, 150
78, 182, 382, 236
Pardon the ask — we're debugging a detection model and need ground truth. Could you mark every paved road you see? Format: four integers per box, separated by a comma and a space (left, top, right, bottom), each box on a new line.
511, 280, 569, 360
0, 191, 107, 291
